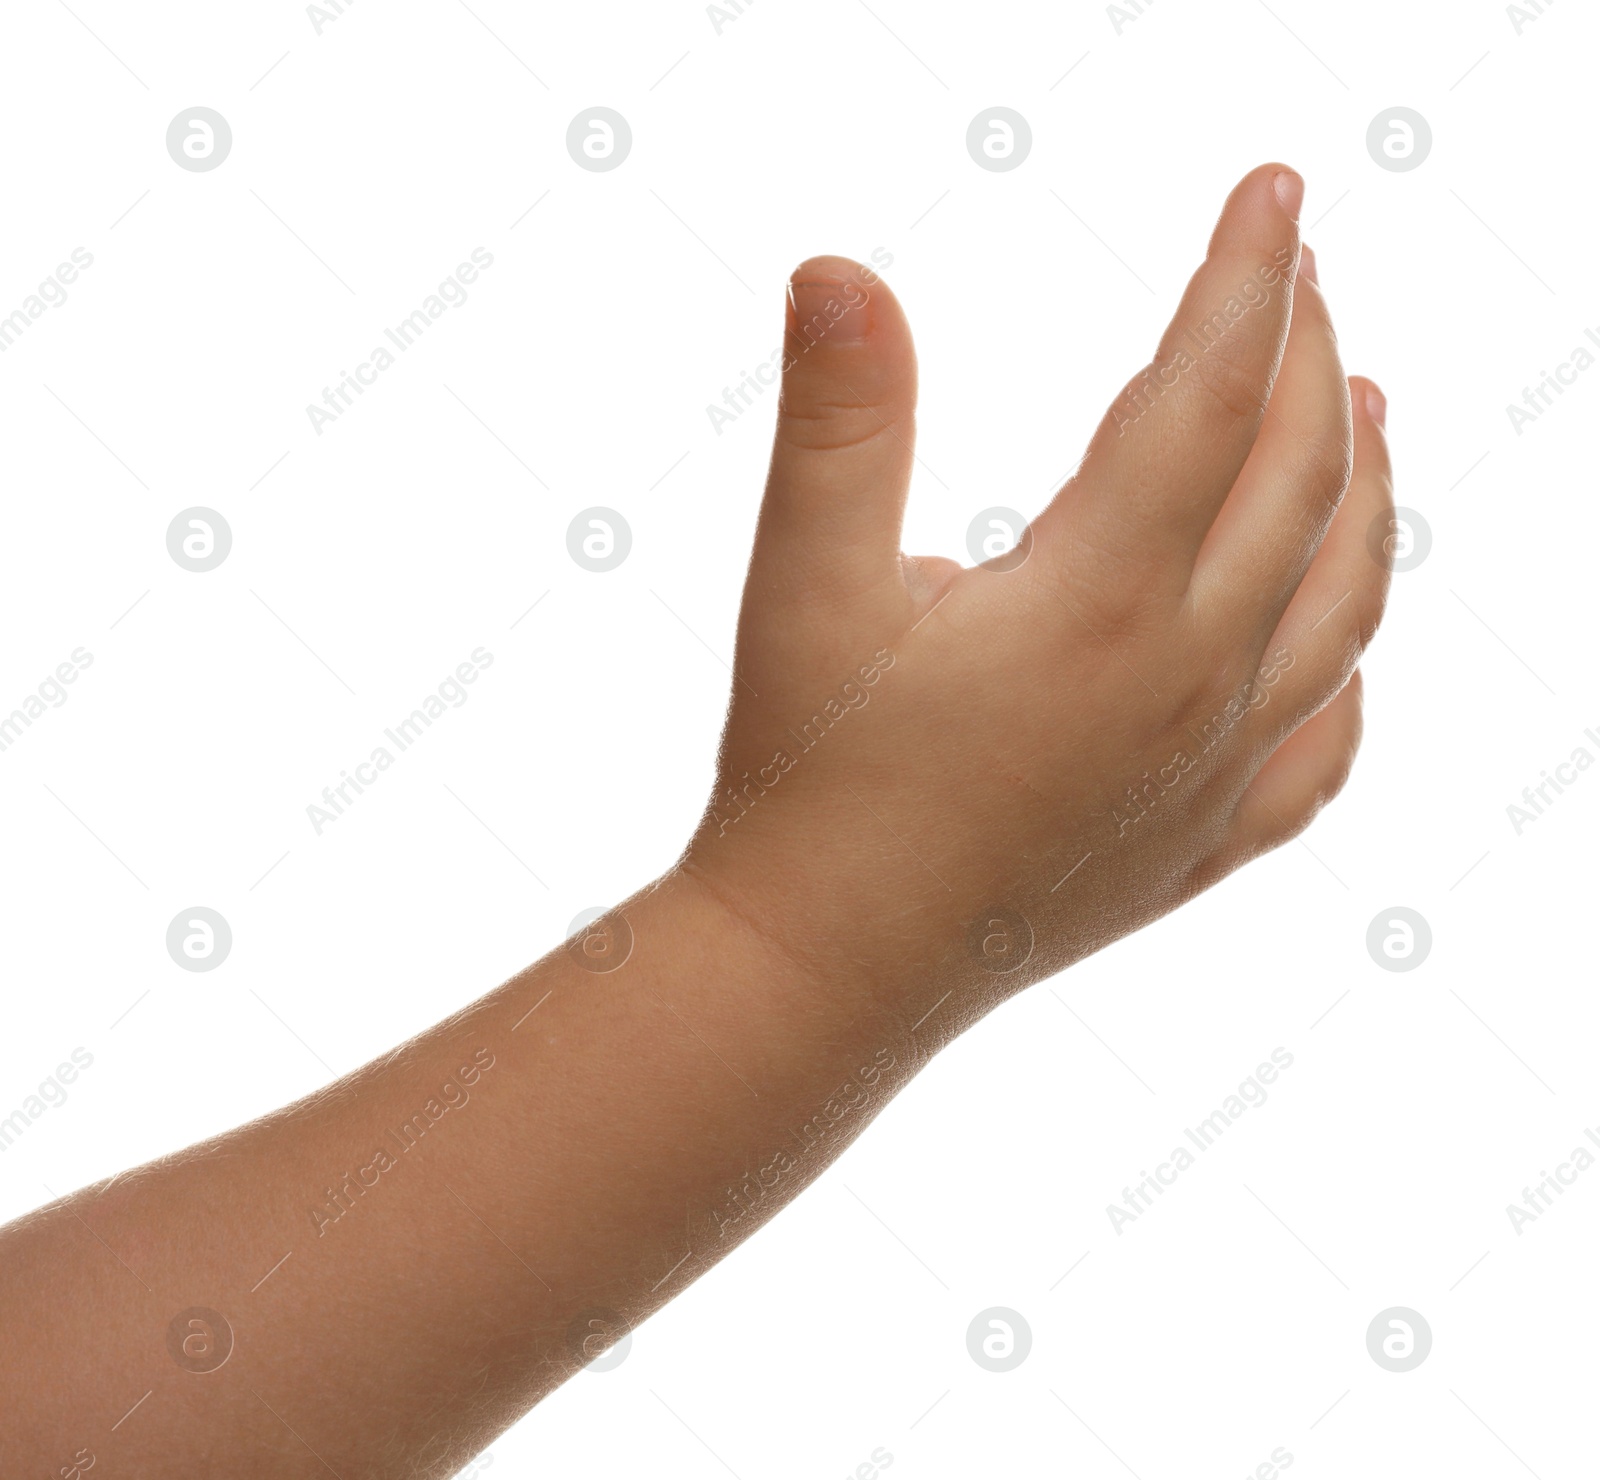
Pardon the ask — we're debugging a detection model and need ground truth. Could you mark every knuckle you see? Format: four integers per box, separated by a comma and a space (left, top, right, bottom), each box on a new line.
1161, 649, 1266, 755
1167, 651, 1231, 719
1076, 585, 1167, 648
1189, 327, 1270, 425
1273, 800, 1320, 843
1051, 521, 1173, 637
776, 398, 907, 455
1281, 758, 1355, 839
1298, 426, 1354, 513
1178, 844, 1238, 906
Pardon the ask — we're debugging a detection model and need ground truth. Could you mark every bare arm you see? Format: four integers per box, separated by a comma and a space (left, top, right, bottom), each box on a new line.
1, 163, 1392, 1477
5, 874, 915, 1474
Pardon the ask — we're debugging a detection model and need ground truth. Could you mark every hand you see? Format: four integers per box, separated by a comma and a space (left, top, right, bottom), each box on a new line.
0, 164, 1397, 1480
682, 164, 1392, 1031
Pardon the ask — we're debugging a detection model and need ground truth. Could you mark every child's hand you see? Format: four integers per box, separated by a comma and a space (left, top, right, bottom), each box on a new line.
684, 165, 1391, 1026
0, 163, 1397, 1478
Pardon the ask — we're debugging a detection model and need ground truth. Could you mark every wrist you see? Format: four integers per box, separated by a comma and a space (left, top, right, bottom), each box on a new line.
679, 797, 1049, 1054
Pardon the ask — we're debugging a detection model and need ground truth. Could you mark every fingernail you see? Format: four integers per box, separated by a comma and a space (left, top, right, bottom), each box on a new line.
1365, 384, 1387, 427
1299, 244, 1319, 285
788, 276, 872, 344
1273, 169, 1304, 222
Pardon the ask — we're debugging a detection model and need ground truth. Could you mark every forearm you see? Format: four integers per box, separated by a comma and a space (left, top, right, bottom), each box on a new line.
1, 870, 924, 1476
4, 165, 1388, 1480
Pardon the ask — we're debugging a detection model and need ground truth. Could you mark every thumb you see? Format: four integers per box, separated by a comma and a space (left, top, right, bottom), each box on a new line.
748, 256, 919, 609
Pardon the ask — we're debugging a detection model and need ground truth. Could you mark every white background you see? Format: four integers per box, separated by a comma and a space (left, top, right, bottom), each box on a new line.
1, 0, 1594, 1475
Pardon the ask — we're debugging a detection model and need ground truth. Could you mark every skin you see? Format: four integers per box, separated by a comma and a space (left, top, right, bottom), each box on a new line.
0, 163, 1391, 1478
